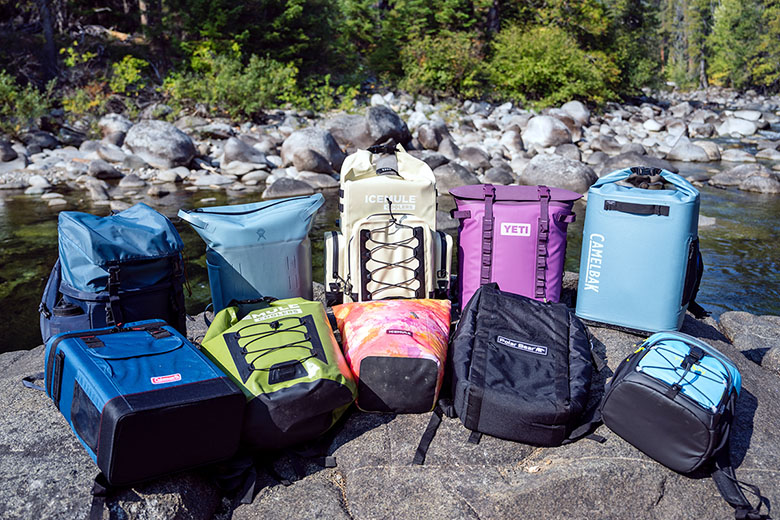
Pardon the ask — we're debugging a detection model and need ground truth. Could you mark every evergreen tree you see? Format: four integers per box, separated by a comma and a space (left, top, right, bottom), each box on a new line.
707, 0, 762, 89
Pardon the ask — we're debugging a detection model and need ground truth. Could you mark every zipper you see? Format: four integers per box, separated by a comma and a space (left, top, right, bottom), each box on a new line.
185, 196, 311, 216
436, 231, 447, 288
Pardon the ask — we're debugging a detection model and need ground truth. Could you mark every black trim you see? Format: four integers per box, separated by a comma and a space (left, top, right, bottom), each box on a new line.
268, 360, 307, 385
604, 199, 670, 216
71, 380, 101, 453
188, 196, 311, 216
52, 351, 65, 408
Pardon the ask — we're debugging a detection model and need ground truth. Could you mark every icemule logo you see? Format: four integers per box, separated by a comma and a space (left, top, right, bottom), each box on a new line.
364, 194, 416, 211
500, 222, 531, 237
583, 233, 605, 292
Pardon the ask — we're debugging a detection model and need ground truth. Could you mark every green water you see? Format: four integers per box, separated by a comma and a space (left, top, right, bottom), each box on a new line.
1, 173, 778, 353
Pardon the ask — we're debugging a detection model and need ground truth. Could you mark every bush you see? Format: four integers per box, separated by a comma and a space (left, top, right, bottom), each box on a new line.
62, 81, 108, 118
0, 70, 54, 137
399, 31, 485, 98
109, 55, 149, 95
489, 25, 619, 107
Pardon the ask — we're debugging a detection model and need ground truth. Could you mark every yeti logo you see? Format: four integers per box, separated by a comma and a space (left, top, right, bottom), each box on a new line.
500, 222, 532, 237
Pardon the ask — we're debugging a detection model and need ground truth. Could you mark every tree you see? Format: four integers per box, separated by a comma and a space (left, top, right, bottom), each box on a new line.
753, 0, 780, 90
707, 0, 762, 89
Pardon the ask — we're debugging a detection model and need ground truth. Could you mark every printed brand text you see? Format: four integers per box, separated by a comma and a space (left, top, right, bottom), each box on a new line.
365, 194, 416, 211
500, 222, 532, 237
151, 373, 182, 385
496, 336, 548, 356
386, 329, 413, 336
242, 304, 303, 323
583, 233, 605, 292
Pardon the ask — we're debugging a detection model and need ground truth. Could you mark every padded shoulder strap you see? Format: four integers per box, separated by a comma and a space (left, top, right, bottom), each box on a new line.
712, 447, 770, 519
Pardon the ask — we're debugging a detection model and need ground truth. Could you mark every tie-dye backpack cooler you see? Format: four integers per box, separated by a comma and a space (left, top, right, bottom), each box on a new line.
333, 299, 451, 413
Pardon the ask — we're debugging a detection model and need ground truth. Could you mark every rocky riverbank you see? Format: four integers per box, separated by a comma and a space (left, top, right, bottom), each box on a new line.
1, 87, 780, 212
1, 278, 778, 520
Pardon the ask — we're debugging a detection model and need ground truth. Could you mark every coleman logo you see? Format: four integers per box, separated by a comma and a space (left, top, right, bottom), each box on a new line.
151, 373, 182, 385
500, 222, 531, 237
365, 194, 416, 211
584, 233, 605, 292
496, 336, 548, 356
386, 329, 413, 336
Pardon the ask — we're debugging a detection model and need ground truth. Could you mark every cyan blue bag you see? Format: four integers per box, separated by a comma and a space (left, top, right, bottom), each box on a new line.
39, 203, 187, 343
178, 195, 324, 312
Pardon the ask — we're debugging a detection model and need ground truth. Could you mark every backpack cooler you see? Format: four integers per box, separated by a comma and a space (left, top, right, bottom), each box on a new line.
178, 194, 324, 313
39, 203, 187, 344
200, 298, 357, 450
450, 184, 579, 310
43, 320, 245, 486
575, 167, 705, 333
600, 332, 769, 520
333, 299, 451, 413
324, 144, 452, 305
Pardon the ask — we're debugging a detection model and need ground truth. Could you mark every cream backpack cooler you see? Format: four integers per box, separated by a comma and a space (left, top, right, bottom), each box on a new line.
325, 144, 453, 305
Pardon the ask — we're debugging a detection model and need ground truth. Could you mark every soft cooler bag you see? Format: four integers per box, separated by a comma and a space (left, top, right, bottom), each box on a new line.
43, 320, 245, 486
575, 167, 705, 332
200, 298, 357, 450
39, 203, 187, 344
450, 184, 579, 310
333, 299, 451, 413
178, 195, 324, 312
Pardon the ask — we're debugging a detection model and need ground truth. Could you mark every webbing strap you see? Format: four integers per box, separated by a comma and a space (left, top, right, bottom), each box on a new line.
604, 199, 670, 216
412, 405, 443, 465
89, 473, 110, 520
480, 185, 496, 286
106, 266, 123, 325
535, 186, 551, 300
712, 447, 770, 519
21, 372, 46, 392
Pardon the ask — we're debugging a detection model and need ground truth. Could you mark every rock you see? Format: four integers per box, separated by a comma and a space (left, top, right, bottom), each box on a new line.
222, 137, 269, 166
585, 151, 608, 166
296, 172, 339, 189
432, 162, 479, 192
458, 146, 491, 172
764, 347, 780, 377
438, 138, 460, 161
436, 210, 459, 232
281, 128, 346, 172
560, 100, 590, 126
755, 148, 780, 161
483, 167, 515, 185
665, 138, 710, 162
499, 128, 524, 156
417, 122, 450, 151
698, 215, 717, 227
620, 143, 646, 156
122, 154, 149, 171
323, 114, 373, 151
739, 175, 780, 193
292, 149, 334, 174
688, 122, 715, 138
719, 311, 780, 365
665, 118, 687, 137
521, 116, 572, 148
366, 105, 412, 146
409, 150, 449, 171
41, 192, 63, 200
555, 144, 581, 162
159, 166, 189, 182
146, 185, 169, 198
139, 102, 173, 120
547, 109, 582, 142
710, 164, 770, 187
242, 170, 270, 184
720, 149, 756, 163
47, 198, 67, 207
519, 154, 597, 193
599, 153, 678, 177
262, 177, 315, 199
124, 120, 196, 169
85, 178, 110, 200
693, 141, 721, 161
370, 93, 387, 106
27, 174, 51, 189
96, 143, 126, 163
643, 119, 664, 132
24, 185, 46, 195
88, 159, 122, 180
733, 109, 762, 122
0, 139, 18, 161
717, 117, 758, 137
99, 113, 133, 137
193, 122, 235, 140
21, 130, 59, 150
221, 161, 269, 177
119, 173, 147, 189
193, 174, 234, 186
589, 135, 622, 155
669, 101, 693, 118
109, 200, 133, 212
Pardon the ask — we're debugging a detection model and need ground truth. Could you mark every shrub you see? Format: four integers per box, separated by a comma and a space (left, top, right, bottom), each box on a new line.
109, 55, 149, 95
489, 25, 619, 107
62, 81, 108, 117
399, 31, 485, 98
0, 70, 54, 137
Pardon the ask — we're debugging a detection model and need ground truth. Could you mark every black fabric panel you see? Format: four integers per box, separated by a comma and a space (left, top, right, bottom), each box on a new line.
98, 377, 244, 486
357, 356, 439, 413
242, 379, 355, 451
71, 381, 101, 453
567, 311, 593, 418
601, 376, 713, 474
450, 283, 485, 421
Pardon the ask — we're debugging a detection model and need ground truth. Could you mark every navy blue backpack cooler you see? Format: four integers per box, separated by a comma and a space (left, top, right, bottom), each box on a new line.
39, 203, 187, 343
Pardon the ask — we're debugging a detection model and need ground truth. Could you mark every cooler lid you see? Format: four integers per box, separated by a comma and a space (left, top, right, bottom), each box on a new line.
450, 184, 582, 202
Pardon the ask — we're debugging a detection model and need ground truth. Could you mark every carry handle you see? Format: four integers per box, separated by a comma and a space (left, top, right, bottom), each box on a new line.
592, 167, 699, 199
342, 144, 435, 183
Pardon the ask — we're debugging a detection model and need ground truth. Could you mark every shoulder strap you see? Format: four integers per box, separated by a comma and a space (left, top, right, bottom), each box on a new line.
712, 447, 770, 519
89, 472, 111, 520
22, 372, 46, 392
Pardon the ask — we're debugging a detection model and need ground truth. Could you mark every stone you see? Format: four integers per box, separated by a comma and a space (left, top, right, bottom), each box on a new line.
222, 137, 269, 166
499, 128, 524, 156
458, 146, 491, 172
323, 114, 373, 151
139, 102, 173, 120
599, 153, 678, 177
193, 122, 235, 140
124, 120, 197, 169
417, 122, 450, 151
281, 127, 346, 172
295, 172, 339, 189
547, 109, 582, 142
221, 161, 268, 177
109, 200, 133, 212
709, 164, 770, 188
519, 154, 597, 193
99, 113, 133, 137
764, 347, 780, 377
122, 154, 149, 171
554, 144, 581, 162
47, 198, 67, 207
643, 119, 664, 132
438, 137, 461, 161
160, 166, 189, 182
0, 139, 18, 161
292, 149, 334, 174
21, 131, 59, 150
717, 117, 758, 137
688, 122, 714, 138
24, 185, 45, 195
262, 178, 315, 199
585, 151, 608, 166
366, 105, 412, 146
755, 148, 780, 161
409, 150, 449, 171
693, 141, 721, 161
620, 143, 646, 156
669, 101, 693, 118
720, 149, 756, 163
521, 116, 572, 148
96, 142, 126, 163
719, 311, 780, 365
102, 131, 126, 147
560, 100, 590, 126
119, 173, 147, 189
146, 185, 169, 198
483, 167, 515, 185
665, 118, 687, 136
739, 175, 780, 193
193, 174, 234, 186
40, 192, 62, 200
665, 138, 710, 162
370, 93, 386, 106
733, 109, 762, 121
432, 162, 479, 192
88, 160, 122, 180
85, 178, 110, 201
242, 170, 270, 184
698, 215, 716, 227
27, 174, 51, 188
589, 135, 622, 154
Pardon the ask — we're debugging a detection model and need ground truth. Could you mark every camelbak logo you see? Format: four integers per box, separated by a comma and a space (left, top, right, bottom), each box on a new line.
365, 194, 416, 211
243, 303, 303, 323
496, 336, 548, 356
583, 233, 605, 293
151, 373, 181, 385
500, 222, 531, 237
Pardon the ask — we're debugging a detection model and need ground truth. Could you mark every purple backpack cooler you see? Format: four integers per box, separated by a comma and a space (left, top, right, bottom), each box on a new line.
451, 184, 581, 310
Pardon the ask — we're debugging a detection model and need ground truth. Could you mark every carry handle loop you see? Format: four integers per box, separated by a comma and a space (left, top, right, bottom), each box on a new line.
367, 143, 398, 155
592, 166, 699, 199
480, 184, 496, 286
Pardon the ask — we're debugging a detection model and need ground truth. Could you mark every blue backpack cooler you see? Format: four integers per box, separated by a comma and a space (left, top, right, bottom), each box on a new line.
575, 167, 706, 333
178, 194, 324, 313
600, 332, 768, 519
43, 320, 245, 486
39, 203, 187, 344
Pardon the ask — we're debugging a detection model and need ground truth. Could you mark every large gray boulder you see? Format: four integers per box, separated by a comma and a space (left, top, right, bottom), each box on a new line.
432, 162, 479, 192
458, 146, 491, 172
124, 120, 196, 169
0, 139, 18, 162
717, 117, 758, 137
417, 120, 451, 151
560, 100, 590, 126
740, 175, 780, 193
665, 138, 710, 162
367, 105, 411, 146
522, 116, 572, 148
281, 128, 346, 173
599, 153, 678, 177
719, 311, 780, 365
322, 114, 373, 151
519, 154, 597, 193
262, 177, 315, 199
98, 113, 133, 139
222, 137, 270, 166
709, 164, 771, 188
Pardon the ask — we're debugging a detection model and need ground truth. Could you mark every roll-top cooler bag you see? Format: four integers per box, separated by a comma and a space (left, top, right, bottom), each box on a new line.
40, 203, 187, 344
178, 195, 324, 313
450, 184, 580, 311
333, 299, 451, 413
200, 298, 357, 450
575, 167, 704, 332
43, 320, 245, 486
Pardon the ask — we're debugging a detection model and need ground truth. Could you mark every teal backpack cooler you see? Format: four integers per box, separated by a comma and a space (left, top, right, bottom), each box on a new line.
575, 167, 706, 333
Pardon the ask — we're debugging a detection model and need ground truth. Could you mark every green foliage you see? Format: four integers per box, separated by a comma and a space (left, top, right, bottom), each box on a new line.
606, 0, 663, 91
109, 56, 149, 95
490, 25, 619, 106
61, 81, 108, 117
0, 70, 54, 137
301, 75, 361, 112
753, 0, 780, 89
60, 40, 97, 68
399, 31, 485, 98
707, 0, 762, 88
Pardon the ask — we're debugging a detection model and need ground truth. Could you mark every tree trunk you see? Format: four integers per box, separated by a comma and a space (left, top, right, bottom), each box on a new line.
699, 58, 708, 89
35, 0, 57, 81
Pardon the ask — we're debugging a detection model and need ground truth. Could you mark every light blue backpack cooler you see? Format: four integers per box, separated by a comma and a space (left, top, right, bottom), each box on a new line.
575, 167, 707, 333
178, 195, 324, 312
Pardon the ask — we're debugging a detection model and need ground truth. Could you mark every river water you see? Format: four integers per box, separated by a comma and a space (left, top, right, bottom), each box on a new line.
1, 163, 778, 353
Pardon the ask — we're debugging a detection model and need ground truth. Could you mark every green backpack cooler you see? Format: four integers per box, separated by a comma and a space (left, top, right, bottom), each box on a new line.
201, 298, 357, 450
